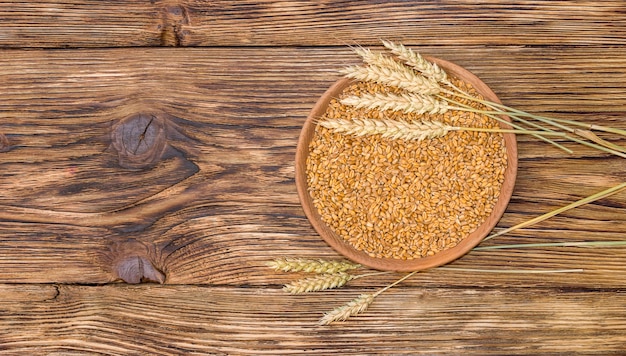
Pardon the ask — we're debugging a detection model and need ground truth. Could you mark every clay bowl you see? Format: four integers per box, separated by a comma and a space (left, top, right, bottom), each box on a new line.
295, 57, 518, 272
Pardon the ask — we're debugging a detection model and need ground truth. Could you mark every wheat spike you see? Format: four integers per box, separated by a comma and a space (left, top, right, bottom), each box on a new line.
340, 92, 450, 115
353, 47, 418, 76
319, 118, 451, 141
341, 64, 441, 95
318, 293, 375, 325
283, 272, 355, 294
266, 258, 361, 274
381, 40, 449, 84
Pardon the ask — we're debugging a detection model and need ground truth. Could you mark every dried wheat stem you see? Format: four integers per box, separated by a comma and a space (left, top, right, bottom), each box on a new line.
550, 118, 626, 138
266, 258, 361, 274
439, 94, 573, 153
475, 240, 626, 250
381, 40, 449, 84
465, 96, 626, 156
341, 64, 441, 95
573, 129, 626, 153
483, 181, 626, 241
374, 270, 420, 296
481, 92, 626, 150
438, 267, 584, 273
454, 127, 564, 136
563, 133, 626, 159
340, 92, 450, 115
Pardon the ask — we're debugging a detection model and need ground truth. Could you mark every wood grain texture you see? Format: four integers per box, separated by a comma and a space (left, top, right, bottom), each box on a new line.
1, 284, 626, 355
1, 1, 626, 48
0, 47, 625, 289
1, 1, 626, 354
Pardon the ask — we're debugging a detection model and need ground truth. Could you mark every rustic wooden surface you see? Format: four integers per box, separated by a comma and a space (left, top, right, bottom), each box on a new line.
1, 1, 626, 354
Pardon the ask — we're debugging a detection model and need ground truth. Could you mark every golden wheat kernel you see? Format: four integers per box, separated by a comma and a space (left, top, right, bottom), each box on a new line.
307, 79, 506, 260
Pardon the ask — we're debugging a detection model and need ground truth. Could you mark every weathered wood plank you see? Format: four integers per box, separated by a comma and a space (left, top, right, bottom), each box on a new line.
1, 1, 625, 48
183, 0, 626, 47
1, 284, 625, 355
0, 47, 625, 287
2, 1, 625, 354
1, 47, 626, 116
0, 1, 163, 48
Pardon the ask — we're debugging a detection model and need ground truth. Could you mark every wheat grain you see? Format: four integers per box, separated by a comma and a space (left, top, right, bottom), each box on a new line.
381, 40, 449, 84
318, 293, 375, 325
283, 272, 355, 294
340, 92, 450, 115
341, 64, 441, 95
308, 81, 507, 259
267, 258, 361, 274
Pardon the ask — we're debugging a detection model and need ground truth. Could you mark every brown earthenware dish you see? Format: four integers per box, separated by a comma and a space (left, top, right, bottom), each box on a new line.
295, 57, 518, 271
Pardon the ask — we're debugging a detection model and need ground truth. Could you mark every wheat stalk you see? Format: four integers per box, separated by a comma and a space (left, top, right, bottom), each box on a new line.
475, 100, 626, 159
438, 267, 584, 273
341, 64, 441, 95
266, 258, 361, 274
573, 129, 626, 154
340, 92, 450, 115
475, 240, 626, 250
483, 181, 626, 241
381, 40, 449, 84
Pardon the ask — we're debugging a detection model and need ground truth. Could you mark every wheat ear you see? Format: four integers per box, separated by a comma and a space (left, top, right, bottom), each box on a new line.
352, 47, 417, 77
319, 270, 419, 325
318, 293, 375, 325
341, 64, 441, 95
284, 272, 355, 294
320, 118, 565, 141
319, 118, 450, 141
266, 258, 361, 274
381, 40, 449, 84
341, 92, 449, 115
284, 271, 390, 294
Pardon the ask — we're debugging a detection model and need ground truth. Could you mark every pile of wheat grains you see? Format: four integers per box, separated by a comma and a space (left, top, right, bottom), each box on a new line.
306, 79, 508, 260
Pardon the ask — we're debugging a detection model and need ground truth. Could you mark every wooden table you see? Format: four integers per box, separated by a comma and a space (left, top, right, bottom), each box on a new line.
1, 1, 626, 354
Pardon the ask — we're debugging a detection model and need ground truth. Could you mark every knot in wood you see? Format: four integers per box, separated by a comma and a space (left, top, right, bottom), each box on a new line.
159, 5, 189, 46
111, 113, 167, 169
165, 5, 186, 18
108, 239, 165, 284
116, 256, 165, 284
0, 133, 9, 152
